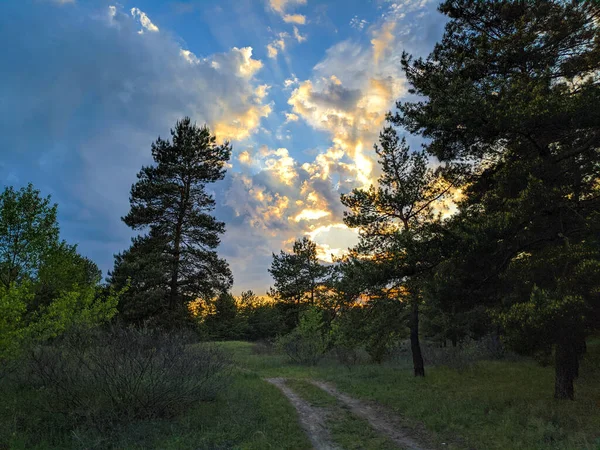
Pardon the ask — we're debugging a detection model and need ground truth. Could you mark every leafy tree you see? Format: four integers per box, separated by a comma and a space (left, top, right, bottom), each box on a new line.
277, 307, 329, 365
112, 117, 233, 326
268, 237, 330, 328
395, 0, 600, 398
0, 185, 119, 360
341, 126, 456, 376
0, 184, 58, 288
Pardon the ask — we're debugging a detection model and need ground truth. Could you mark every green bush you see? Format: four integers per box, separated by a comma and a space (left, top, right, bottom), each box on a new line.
277, 307, 329, 365
24, 326, 230, 429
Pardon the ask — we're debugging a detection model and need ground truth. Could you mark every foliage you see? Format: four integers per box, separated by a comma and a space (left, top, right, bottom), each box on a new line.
0, 183, 59, 288
393, 0, 600, 398
111, 117, 233, 327
268, 237, 331, 328
0, 185, 120, 361
340, 126, 457, 376
27, 327, 230, 426
277, 307, 330, 365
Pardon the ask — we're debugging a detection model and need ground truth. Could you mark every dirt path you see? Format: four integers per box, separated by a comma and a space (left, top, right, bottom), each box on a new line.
265, 378, 341, 450
310, 380, 434, 450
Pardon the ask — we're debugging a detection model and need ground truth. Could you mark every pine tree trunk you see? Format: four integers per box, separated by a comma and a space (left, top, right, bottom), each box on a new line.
554, 339, 578, 400
169, 232, 181, 310
410, 298, 425, 377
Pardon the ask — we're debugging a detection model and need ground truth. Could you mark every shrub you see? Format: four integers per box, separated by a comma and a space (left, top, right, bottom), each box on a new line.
330, 310, 364, 367
25, 326, 230, 429
277, 307, 329, 365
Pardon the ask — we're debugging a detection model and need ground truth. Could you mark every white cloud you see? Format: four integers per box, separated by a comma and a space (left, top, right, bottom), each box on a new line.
293, 26, 307, 43
284, 76, 299, 88
130, 7, 159, 34
350, 15, 368, 30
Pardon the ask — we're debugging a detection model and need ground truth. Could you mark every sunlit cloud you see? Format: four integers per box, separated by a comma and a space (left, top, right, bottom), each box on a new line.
269, 0, 307, 15
283, 14, 306, 24
294, 209, 331, 222
266, 32, 288, 58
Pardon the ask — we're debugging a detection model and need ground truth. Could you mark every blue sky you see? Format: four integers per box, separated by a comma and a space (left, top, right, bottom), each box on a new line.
0, 0, 446, 294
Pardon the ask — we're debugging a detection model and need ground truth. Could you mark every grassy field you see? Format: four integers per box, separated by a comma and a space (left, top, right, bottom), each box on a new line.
220, 339, 600, 450
2, 339, 599, 449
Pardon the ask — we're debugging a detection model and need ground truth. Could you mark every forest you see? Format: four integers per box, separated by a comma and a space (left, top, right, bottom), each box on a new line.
1, 1, 599, 449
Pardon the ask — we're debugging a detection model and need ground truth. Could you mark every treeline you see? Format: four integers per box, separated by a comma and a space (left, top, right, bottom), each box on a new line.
264, 0, 600, 402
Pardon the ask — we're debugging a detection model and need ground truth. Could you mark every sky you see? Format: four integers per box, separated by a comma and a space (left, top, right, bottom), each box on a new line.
0, 0, 447, 294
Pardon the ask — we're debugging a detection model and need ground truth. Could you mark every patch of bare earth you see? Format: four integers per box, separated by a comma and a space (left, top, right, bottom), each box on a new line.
310, 380, 436, 450
265, 377, 341, 450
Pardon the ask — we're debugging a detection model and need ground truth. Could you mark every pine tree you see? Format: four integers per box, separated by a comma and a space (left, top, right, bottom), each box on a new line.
341, 126, 456, 376
112, 117, 233, 326
268, 237, 331, 328
395, 0, 600, 398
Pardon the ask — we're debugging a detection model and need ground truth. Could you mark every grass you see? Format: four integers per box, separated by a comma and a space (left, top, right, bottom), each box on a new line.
219, 339, 600, 450
0, 371, 311, 450
3, 339, 599, 449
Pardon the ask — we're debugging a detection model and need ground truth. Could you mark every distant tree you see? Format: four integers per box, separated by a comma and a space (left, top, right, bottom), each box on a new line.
341, 126, 456, 376
395, 0, 600, 398
112, 117, 233, 326
268, 237, 331, 328
204, 292, 240, 339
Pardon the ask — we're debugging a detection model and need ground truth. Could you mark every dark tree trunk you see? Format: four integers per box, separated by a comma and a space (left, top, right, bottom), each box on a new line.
410, 299, 425, 377
169, 187, 188, 310
554, 339, 578, 400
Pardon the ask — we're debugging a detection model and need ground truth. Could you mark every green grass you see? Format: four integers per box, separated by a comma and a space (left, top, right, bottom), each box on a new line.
0, 371, 311, 450
285, 379, 402, 450
219, 340, 600, 450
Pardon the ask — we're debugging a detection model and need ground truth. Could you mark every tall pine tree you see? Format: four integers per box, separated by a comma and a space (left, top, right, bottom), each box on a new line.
111, 118, 233, 326
341, 126, 457, 376
395, 0, 600, 398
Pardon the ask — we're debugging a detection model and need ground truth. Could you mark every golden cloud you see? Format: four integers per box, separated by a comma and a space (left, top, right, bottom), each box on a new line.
283, 14, 306, 24
269, 0, 307, 14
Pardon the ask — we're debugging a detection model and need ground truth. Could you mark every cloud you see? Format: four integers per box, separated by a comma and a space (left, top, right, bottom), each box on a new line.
269, 0, 307, 15
283, 14, 306, 24
371, 21, 395, 65
294, 209, 330, 222
350, 16, 368, 30
284, 76, 299, 88
130, 7, 159, 34
2, 0, 446, 294
0, 3, 272, 279
293, 26, 306, 43
266, 32, 288, 58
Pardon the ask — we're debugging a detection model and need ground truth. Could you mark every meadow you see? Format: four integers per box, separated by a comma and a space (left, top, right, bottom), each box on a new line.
2, 337, 598, 450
